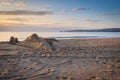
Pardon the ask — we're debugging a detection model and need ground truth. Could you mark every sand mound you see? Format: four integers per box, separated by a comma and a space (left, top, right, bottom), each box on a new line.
9, 36, 18, 45
20, 34, 53, 52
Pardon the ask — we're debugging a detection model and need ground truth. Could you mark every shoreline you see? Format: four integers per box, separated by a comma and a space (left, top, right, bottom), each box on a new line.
0, 37, 120, 42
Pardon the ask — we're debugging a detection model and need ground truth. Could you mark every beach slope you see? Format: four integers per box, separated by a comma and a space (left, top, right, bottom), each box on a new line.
0, 37, 120, 80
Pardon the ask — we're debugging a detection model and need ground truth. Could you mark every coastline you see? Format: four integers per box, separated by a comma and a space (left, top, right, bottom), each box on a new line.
0, 37, 120, 80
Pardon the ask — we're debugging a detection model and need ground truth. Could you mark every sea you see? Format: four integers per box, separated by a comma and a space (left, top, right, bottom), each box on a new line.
0, 32, 120, 41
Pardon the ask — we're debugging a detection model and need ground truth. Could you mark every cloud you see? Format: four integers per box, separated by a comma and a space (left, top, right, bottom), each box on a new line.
15, 2, 26, 7
0, 1, 10, 5
0, 10, 53, 15
86, 19, 100, 22
72, 8, 88, 11
0, 0, 26, 7
59, 9, 67, 13
0, 24, 68, 32
105, 11, 120, 15
6, 18, 29, 22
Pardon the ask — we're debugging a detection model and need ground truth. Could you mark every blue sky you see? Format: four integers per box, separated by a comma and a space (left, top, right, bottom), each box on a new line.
0, 0, 120, 31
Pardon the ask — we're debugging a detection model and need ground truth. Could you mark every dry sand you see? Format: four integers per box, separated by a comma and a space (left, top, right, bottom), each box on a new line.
0, 38, 120, 80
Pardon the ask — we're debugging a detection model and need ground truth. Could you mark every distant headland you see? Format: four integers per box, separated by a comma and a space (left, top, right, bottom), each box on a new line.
61, 28, 120, 32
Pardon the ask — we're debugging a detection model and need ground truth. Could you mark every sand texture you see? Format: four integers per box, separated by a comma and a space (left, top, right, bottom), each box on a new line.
0, 37, 120, 80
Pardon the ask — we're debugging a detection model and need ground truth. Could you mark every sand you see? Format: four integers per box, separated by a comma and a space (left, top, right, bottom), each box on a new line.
0, 38, 120, 80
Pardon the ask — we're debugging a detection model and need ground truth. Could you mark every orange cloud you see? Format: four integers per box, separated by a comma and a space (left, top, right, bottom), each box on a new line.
0, 0, 26, 7
0, 1, 11, 5
15, 2, 26, 7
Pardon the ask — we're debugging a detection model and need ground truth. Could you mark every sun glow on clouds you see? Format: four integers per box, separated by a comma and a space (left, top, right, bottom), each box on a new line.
0, 0, 120, 31
0, 0, 26, 7
0, 14, 66, 28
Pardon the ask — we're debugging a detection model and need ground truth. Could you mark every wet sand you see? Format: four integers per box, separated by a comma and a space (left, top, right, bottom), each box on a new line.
0, 38, 120, 80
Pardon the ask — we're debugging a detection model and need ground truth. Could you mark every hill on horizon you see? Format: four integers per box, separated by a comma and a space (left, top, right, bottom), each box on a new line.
61, 28, 120, 32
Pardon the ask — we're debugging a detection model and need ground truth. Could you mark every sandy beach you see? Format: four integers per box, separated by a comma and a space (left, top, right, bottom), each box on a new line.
0, 35, 120, 80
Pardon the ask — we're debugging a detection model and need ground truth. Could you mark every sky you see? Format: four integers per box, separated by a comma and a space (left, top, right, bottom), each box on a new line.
0, 0, 120, 31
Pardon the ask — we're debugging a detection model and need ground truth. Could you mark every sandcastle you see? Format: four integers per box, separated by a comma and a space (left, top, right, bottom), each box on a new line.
9, 36, 18, 45
20, 34, 54, 52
